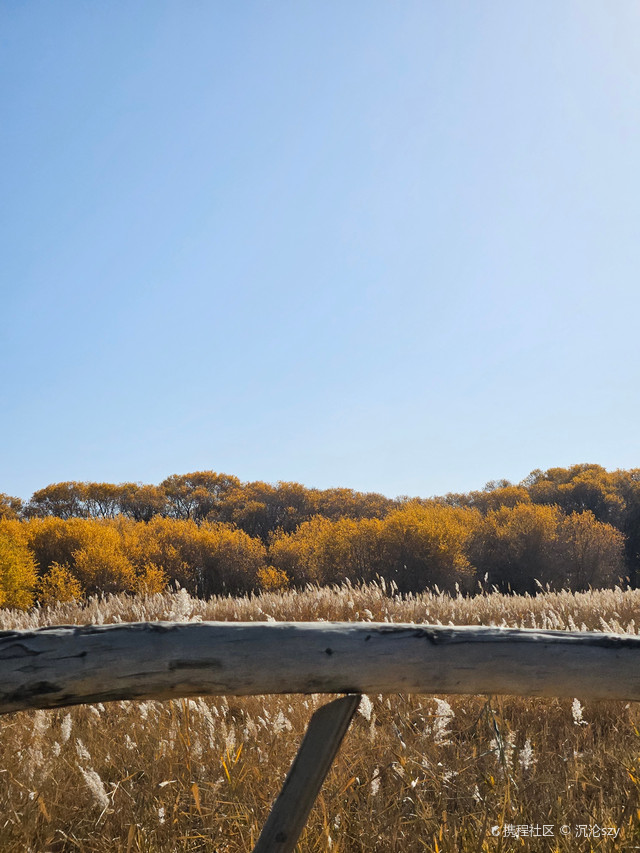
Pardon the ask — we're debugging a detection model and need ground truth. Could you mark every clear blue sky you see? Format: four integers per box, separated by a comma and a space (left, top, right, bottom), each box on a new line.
2, 2, 640, 501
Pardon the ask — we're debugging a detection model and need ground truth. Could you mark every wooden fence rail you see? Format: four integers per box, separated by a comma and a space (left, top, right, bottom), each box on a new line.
3, 621, 639, 852
1, 620, 640, 713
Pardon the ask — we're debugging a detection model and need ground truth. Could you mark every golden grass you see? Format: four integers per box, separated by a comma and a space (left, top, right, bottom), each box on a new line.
1, 581, 640, 851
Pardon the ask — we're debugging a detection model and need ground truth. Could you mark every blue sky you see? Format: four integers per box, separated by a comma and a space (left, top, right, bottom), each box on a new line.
2, 2, 640, 501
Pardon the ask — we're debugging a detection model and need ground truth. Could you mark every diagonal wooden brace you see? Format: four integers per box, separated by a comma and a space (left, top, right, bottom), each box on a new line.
253, 694, 361, 853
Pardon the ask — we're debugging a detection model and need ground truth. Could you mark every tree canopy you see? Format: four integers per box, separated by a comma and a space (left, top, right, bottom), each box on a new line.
0, 464, 638, 608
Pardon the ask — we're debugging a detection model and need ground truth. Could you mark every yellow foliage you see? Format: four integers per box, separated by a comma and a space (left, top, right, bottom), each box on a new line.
0, 492, 23, 520
469, 485, 531, 513
3, 470, 630, 605
25, 516, 94, 573
0, 524, 37, 609
127, 517, 267, 595
36, 562, 83, 606
23, 517, 139, 594
270, 505, 478, 592
380, 502, 479, 591
72, 533, 137, 594
256, 565, 290, 591
270, 515, 385, 585
558, 511, 625, 590
467, 503, 625, 592
134, 563, 169, 595
468, 503, 562, 592
526, 464, 626, 525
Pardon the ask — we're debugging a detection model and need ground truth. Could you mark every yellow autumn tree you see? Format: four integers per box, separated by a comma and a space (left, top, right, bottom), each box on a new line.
467, 503, 563, 593
0, 522, 37, 609
36, 562, 83, 606
270, 504, 478, 592
128, 517, 266, 595
442, 484, 531, 514
25, 517, 138, 595
256, 565, 290, 590
525, 464, 625, 526
379, 502, 479, 592
465, 503, 623, 593
134, 563, 169, 595
270, 515, 385, 585
72, 527, 137, 594
556, 511, 625, 591
0, 493, 23, 520
25, 516, 90, 574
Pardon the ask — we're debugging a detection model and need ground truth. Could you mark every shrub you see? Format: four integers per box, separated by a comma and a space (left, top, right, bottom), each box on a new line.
36, 562, 83, 606
256, 565, 290, 591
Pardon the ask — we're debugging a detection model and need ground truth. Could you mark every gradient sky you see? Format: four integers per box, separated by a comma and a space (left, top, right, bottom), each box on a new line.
2, 2, 640, 501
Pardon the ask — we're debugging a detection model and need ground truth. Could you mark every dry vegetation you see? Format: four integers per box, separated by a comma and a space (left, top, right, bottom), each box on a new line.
2, 581, 640, 851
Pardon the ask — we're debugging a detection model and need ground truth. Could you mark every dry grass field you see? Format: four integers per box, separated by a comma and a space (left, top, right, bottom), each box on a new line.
2, 581, 640, 852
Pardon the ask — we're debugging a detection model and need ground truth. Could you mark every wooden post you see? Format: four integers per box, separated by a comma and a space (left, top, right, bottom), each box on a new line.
253, 694, 361, 853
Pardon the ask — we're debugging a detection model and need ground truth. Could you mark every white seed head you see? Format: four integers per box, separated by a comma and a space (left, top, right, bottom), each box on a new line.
358, 695, 373, 722
572, 698, 588, 726
79, 767, 109, 812
60, 714, 72, 744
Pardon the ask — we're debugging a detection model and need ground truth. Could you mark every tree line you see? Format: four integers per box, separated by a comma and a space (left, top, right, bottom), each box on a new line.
0, 464, 638, 608
1, 474, 394, 534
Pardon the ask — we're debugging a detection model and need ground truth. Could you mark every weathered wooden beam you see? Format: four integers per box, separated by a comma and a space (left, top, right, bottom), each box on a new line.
252, 694, 360, 853
1, 621, 640, 713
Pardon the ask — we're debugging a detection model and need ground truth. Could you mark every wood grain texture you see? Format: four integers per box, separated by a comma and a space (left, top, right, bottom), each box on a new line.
1, 621, 640, 713
252, 694, 360, 853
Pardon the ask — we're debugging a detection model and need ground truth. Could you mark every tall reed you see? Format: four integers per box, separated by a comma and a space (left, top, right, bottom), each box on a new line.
1, 581, 639, 851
